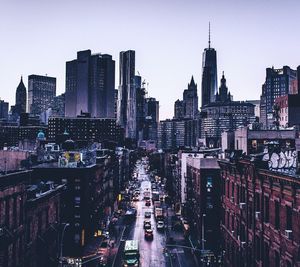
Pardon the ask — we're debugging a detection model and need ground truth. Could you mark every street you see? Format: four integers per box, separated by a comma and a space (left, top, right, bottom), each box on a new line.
111, 158, 198, 267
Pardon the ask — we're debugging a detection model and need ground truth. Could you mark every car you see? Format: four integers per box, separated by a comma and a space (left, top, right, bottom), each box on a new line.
145, 199, 151, 206
132, 196, 139, 201
144, 229, 153, 240
157, 220, 165, 231
98, 240, 109, 258
144, 220, 151, 229
144, 211, 151, 218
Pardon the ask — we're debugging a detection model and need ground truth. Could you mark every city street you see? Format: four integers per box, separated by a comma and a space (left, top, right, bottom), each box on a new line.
111, 159, 198, 267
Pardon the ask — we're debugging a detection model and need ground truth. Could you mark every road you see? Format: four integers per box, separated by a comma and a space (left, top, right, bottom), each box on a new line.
111, 159, 198, 267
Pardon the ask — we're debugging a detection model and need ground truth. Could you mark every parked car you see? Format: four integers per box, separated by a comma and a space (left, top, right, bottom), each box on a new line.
157, 220, 165, 231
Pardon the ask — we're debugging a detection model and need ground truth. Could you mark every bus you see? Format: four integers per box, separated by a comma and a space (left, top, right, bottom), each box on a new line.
123, 240, 139, 267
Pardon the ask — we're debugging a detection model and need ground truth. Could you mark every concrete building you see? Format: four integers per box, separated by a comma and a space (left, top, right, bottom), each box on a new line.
117, 50, 136, 139
186, 157, 221, 257
28, 75, 56, 116
201, 74, 255, 148
158, 119, 198, 150
275, 94, 300, 127
11, 77, 27, 120
246, 100, 260, 118
47, 113, 118, 145
0, 100, 9, 120
201, 25, 218, 107
174, 99, 184, 119
260, 66, 299, 129
230, 126, 297, 155
65, 50, 115, 118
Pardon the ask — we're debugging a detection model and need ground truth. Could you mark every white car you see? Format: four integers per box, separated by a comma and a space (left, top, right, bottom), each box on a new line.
157, 221, 165, 231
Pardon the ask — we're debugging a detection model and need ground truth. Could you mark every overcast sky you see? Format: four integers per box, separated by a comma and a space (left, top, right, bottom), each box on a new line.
1, 0, 300, 119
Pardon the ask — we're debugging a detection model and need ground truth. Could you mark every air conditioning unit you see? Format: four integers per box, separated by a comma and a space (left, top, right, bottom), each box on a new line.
255, 211, 260, 220
285, 230, 293, 240
241, 242, 246, 249
239, 203, 246, 209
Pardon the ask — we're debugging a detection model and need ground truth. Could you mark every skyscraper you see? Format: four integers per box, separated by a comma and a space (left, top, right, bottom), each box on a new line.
260, 66, 298, 128
28, 74, 56, 116
65, 50, 115, 118
144, 97, 159, 142
135, 75, 146, 141
174, 76, 198, 119
0, 100, 9, 120
117, 50, 136, 139
15, 76, 27, 114
174, 100, 184, 119
183, 76, 198, 119
201, 24, 218, 107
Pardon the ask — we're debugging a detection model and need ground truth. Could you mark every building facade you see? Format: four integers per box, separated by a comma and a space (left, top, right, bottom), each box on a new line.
28, 75, 56, 116
0, 171, 29, 267
201, 74, 255, 148
275, 94, 300, 127
201, 31, 218, 107
0, 100, 9, 120
219, 157, 300, 267
11, 77, 27, 119
158, 119, 198, 150
48, 115, 117, 144
117, 50, 136, 139
260, 66, 298, 129
65, 50, 115, 118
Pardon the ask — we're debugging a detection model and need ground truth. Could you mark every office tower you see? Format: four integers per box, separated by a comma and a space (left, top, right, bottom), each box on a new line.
28, 74, 56, 116
183, 76, 198, 118
65, 50, 115, 118
144, 97, 159, 141
135, 75, 146, 141
201, 24, 218, 107
158, 118, 198, 149
117, 50, 136, 139
260, 66, 298, 128
0, 100, 9, 119
201, 73, 255, 148
50, 93, 65, 117
114, 89, 118, 118
174, 100, 184, 119
15, 76, 27, 115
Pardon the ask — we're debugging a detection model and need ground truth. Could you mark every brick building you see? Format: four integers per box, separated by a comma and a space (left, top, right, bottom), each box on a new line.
0, 171, 29, 267
25, 181, 64, 267
219, 157, 300, 267
186, 157, 221, 257
32, 151, 117, 257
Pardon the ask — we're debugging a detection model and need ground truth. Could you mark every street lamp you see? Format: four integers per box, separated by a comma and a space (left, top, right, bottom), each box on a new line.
60, 223, 70, 267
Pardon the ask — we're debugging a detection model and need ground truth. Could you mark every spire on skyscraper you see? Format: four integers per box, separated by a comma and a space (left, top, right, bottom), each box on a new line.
208, 22, 211, 49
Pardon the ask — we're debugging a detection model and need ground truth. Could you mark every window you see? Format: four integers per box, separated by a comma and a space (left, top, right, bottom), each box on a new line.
275, 201, 280, 230
286, 206, 292, 230
255, 236, 261, 261
264, 242, 270, 267
264, 196, 269, 223
275, 251, 280, 267
255, 193, 260, 211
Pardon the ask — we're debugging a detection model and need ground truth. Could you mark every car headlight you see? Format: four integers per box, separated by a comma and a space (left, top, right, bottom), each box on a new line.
134, 263, 138, 267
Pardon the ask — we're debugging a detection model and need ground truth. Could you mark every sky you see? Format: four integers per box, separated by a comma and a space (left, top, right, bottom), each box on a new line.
1, 0, 300, 119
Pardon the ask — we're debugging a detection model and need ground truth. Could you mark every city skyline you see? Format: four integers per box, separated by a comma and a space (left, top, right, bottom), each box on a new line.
1, 0, 300, 119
